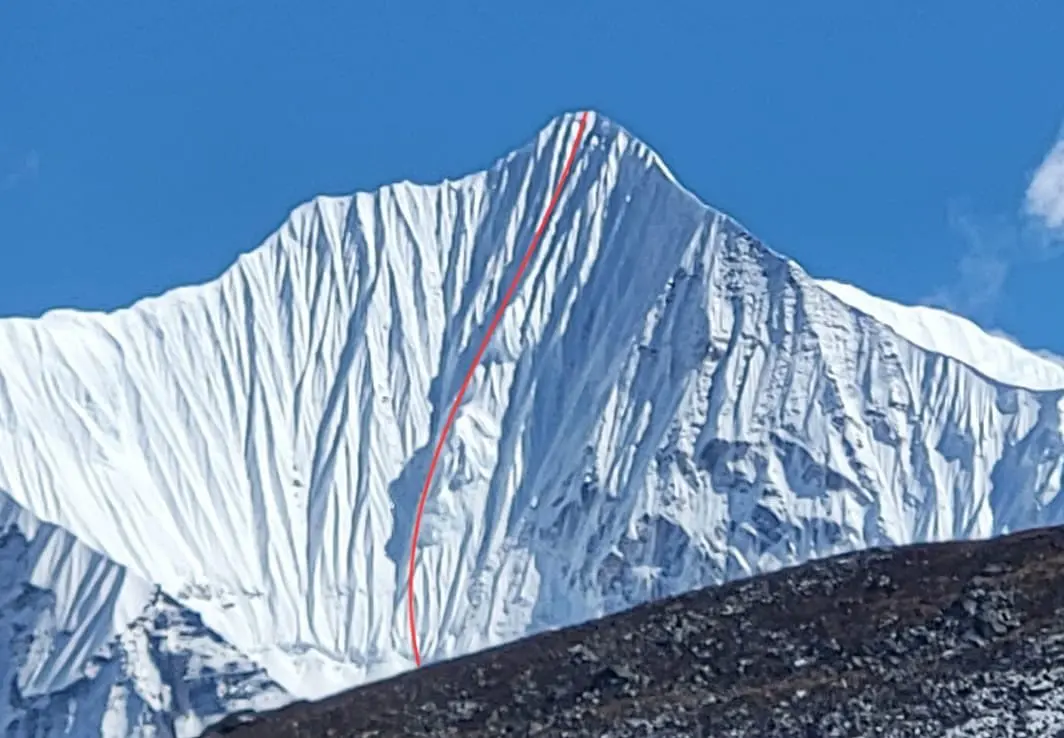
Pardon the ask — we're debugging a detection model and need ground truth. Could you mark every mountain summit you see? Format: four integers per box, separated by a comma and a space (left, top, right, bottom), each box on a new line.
1, 111, 1062, 736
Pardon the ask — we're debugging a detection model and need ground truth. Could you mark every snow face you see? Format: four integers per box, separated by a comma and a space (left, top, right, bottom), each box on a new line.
1, 110, 1063, 732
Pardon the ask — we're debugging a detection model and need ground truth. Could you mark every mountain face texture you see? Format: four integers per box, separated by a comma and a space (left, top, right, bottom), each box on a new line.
1, 109, 1063, 735
204, 525, 1064, 738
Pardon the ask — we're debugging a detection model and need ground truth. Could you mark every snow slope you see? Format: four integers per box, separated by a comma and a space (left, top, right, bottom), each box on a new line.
0, 491, 288, 737
1, 110, 1063, 734
816, 279, 1064, 391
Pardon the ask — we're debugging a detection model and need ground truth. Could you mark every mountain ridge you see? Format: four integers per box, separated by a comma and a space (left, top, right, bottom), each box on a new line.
12, 110, 1060, 396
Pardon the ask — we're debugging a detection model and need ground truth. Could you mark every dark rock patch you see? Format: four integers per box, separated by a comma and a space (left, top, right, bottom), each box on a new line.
203, 526, 1064, 737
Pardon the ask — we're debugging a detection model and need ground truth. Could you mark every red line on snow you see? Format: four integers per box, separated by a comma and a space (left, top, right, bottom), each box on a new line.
406, 111, 590, 667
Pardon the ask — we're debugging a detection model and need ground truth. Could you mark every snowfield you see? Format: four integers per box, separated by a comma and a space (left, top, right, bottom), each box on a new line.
1, 111, 1063, 735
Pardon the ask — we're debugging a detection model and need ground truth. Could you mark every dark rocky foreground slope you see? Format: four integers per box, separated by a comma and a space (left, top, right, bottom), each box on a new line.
204, 526, 1064, 737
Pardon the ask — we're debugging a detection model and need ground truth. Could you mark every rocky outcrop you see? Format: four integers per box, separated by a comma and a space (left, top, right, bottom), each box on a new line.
208, 525, 1064, 737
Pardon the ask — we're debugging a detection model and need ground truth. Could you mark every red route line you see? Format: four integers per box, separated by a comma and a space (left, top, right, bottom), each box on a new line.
406, 111, 590, 667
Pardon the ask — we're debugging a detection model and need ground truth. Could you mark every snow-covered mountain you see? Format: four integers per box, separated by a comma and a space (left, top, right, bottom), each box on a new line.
1, 110, 1063, 736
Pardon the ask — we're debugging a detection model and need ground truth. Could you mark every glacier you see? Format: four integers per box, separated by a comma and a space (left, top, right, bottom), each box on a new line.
0, 110, 1063, 735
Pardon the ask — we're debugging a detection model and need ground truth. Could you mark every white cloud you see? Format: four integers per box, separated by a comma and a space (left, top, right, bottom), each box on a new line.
925, 124, 1064, 323
924, 205, 1014, 322
1025, 136, 1064, 234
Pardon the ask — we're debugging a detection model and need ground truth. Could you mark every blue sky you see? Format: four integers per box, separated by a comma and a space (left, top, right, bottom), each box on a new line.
2, 1, 1063, 353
